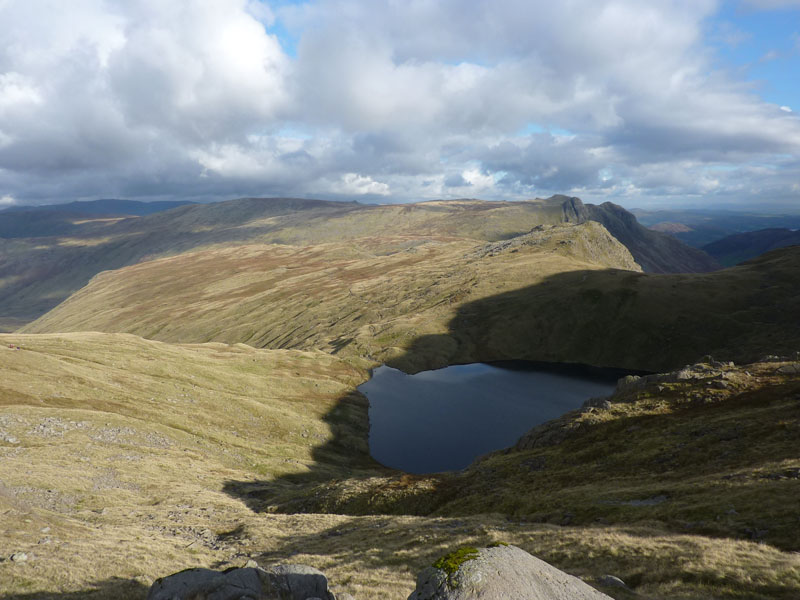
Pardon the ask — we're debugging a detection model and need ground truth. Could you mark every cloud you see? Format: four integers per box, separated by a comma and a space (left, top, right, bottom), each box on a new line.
0, 0, 799, 208
0, 194, 15, 206
444, 173, 469, 188
330, 173, 390, 196
781, 106, 793, 112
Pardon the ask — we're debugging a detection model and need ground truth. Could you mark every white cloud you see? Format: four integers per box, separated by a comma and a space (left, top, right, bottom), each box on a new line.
330, 173, 390, 196
0, 194, 15, 206
781, 106, 793, 112
0, 0, 799, 208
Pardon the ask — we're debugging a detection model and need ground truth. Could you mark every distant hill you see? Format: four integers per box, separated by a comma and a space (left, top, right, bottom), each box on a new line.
1, 198, 195, 216
703, 228, 800, 266
0, 199, 195, 239
632, 207, 800, 248
0, 196, 718, 330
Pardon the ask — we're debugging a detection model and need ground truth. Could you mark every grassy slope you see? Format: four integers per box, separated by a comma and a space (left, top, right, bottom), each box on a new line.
4, 202, 798, 598
22, 222, 639, 355
0, 332, 380, 597
0, 198, 561, 326
0, 196, 714, 328
24, 239, 800, 374
1, 334, 798, 600
395, 245, 800, 372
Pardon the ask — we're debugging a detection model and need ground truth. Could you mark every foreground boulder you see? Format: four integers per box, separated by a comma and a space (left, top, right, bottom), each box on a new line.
146, 563, 344, 600
408, 544, 611, 600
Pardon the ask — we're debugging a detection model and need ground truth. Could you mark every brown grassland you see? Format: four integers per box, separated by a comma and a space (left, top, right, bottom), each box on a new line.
1, 334, 799, 599
1, 199, 799, 599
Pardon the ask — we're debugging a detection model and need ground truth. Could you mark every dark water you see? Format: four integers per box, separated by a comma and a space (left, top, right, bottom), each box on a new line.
358, 362, 619, 474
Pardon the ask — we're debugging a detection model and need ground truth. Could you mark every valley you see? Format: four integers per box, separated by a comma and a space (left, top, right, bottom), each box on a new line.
1, 197, 799, 599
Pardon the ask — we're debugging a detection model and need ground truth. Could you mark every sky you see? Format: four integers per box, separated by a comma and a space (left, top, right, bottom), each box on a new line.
0, 0, 799, 210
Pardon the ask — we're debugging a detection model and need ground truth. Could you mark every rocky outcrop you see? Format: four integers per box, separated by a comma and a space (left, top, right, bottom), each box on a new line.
146, 563, 346, 600
515, 357, 758, 452
465, 222, 641, 271
408, 544, 611, 600
548, 195, 720, 273
613, 357, 739, 396
148, 547, 611, 600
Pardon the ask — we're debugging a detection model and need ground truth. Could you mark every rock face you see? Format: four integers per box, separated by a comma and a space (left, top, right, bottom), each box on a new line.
146, 564, 338, 600
549, 195, 719, 273
408, 545, 611, 600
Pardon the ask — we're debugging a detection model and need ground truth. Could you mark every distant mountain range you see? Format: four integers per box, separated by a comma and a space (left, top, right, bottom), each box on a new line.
702, 228, 800, 266
632, 207, 800, 248
0, 199, 195, 239
0, 198, 195, 216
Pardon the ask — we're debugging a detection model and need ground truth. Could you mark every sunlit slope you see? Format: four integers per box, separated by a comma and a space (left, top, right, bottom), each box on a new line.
23, 222, 641, 362
2, 338, 799, 599
25, 234, 800, 373
0, 332, 378, 596
0, 196, 715, 329
0, 197, 566, 327
0, 332, 372, 479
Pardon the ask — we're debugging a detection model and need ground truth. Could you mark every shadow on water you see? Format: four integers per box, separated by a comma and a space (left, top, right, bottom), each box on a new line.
222, 261, 796, 515
0, 578, 149, 600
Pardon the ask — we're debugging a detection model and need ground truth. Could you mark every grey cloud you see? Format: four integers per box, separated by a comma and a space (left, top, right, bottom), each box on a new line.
444, 174, 469, 187
0, 0, 799, 209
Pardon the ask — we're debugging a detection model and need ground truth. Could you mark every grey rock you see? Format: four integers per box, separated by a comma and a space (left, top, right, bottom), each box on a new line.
10, 552, 28, 562
147, 564, 337, 600
760, 355, 786, 363
615, 375, 642, 394
266, 565, 335, 600
776, 363, 800, 375
582, 396, 611, 410
598, 575, 627, 589
408, 545, 611, 599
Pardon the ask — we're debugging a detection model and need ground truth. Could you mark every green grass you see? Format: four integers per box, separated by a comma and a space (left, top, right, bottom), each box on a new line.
1, 334, 799, 599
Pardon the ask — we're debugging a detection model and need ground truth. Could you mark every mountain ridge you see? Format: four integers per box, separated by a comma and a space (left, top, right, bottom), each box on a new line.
0, 195, 717, 331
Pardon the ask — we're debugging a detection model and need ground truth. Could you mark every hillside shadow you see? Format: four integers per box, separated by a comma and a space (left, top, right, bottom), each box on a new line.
222, 260, 796, 517
222, 267, 657, 515
0, 577, 148, 599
